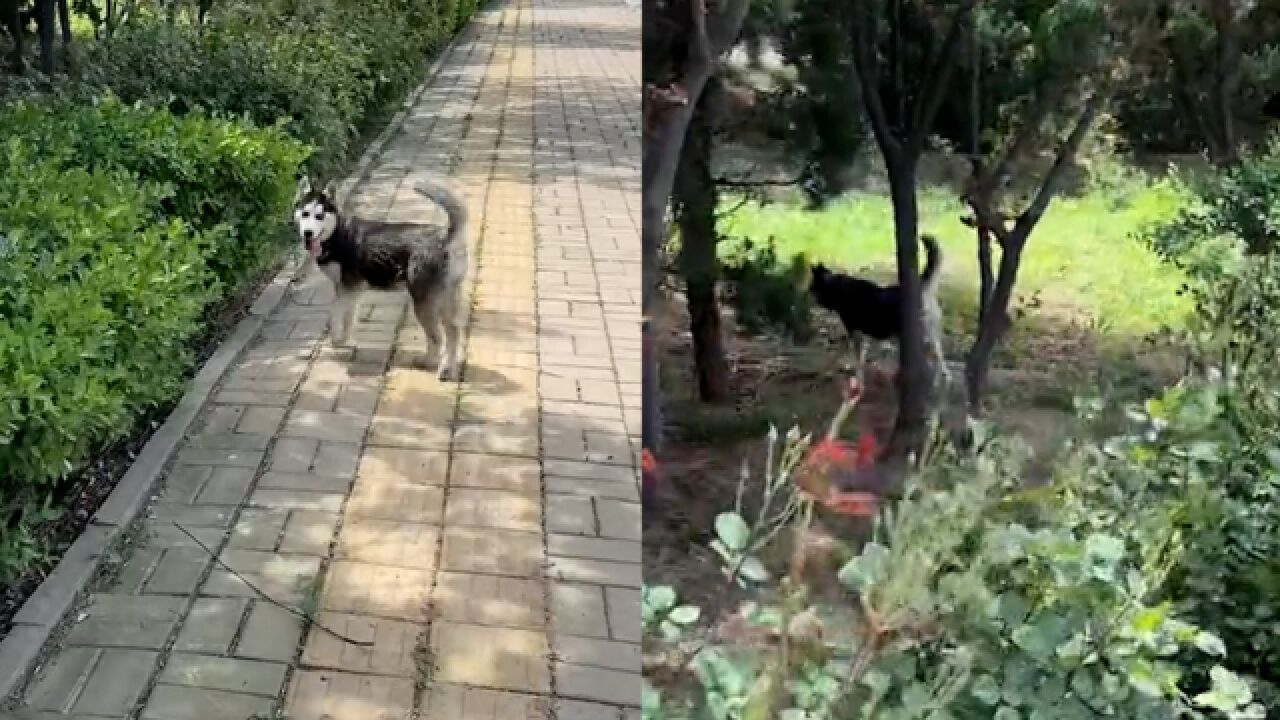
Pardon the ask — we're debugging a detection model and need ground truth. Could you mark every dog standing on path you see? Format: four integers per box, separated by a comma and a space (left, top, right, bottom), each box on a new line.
808, 234, 948, 386
292, 175, 469, 380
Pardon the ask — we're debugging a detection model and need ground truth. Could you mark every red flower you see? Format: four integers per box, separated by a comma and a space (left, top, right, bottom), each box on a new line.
823, 490, 878, 517
641, 449, 659, 509
808, 439, 853, 467
796, 433, 880, 517
641, 449, 657, 475
854, 432, 877, 467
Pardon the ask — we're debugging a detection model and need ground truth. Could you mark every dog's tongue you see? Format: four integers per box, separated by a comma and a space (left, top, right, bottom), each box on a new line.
306, 239, 321, 258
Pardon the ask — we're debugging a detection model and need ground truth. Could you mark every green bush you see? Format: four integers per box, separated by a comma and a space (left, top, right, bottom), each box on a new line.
0, 0, 470, 585
644, 389, 1269, 719
1148, 137, 1280, 259
1135, 230, 1280, 702
80, 0, 470, 177
720, 236, 814, 340
0, 142, 214, 581
0, 97, 307, 289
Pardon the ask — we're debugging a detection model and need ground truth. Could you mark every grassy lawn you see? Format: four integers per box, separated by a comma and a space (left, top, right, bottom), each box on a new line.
720, 180, 1192, 342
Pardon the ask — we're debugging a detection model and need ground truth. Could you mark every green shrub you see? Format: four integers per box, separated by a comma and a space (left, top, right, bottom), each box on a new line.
644, 389, 1268, 719
79, 0, 470, 177
1148, 137, 1280, 259
721, 236, 814, 340
0, 97, 307, 289
0, 142, 214, 581
1130, 235, 1280, 702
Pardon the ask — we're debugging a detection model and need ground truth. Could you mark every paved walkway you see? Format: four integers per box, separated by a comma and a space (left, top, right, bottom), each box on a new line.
10, 0, 641, 716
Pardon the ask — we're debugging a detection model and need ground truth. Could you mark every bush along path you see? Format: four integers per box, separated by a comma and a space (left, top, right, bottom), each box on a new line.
4, 0, 641, 717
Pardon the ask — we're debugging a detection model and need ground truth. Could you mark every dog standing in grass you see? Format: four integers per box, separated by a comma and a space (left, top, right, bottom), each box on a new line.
808, 234, 949, 387
292, 175, 468, 380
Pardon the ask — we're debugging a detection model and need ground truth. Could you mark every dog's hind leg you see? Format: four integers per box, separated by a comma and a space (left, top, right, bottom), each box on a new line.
412, 298, 442, 371
926, 330, 950, 397
435, 292, 463, 382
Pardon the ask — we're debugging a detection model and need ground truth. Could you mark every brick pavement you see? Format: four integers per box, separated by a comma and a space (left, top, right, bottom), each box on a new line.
7, 0, 640, 716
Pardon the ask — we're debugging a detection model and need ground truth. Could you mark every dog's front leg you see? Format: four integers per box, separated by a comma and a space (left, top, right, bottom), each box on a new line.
330, 291, 358, 347
852, 334, 868, 372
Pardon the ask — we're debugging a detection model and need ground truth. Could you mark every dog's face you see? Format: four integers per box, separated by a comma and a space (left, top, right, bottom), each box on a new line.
293, 189, 339, 257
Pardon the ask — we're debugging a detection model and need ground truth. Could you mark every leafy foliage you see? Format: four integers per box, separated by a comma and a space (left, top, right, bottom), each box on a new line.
0, 141, 213, 582
720, 236, 813, 340
0, 96, 307, 288
0, 0, 470, 586
1137, 165, 1280, 700
1148, 136, 1280, 258
79, 0, 469, 177
644, 380, 1268, 719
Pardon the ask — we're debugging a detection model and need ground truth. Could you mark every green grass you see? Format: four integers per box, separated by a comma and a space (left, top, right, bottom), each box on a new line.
720, 179, 1193, 340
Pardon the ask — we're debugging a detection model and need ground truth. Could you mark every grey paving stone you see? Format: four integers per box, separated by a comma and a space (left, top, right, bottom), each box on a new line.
174, 597, 249, 653
64, 594, 185, 649
234, 600, 305, 663
141, 685, 274, 720
159, 653, 288, 697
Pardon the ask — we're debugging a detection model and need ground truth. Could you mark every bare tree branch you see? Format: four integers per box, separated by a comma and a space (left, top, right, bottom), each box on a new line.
707, 0, 750, 55
906, 0, 977, 157
850, 2, 901, 159
1016, 89, 1108, 233
691, 0, 712, 65
713, 171, 806, 188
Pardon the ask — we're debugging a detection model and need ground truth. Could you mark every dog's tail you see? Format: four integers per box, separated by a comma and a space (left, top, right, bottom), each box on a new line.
414, 177, 468, 247
920, 234, 943, 296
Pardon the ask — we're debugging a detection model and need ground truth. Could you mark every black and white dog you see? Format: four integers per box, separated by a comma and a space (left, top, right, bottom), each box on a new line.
809, 234, 948, 385
292, 176, 469, 380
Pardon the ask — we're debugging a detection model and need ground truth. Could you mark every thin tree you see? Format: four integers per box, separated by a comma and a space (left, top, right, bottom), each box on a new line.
1158, 0, 1257, 166
962, 2, 1163, 409
642, 0, 750, 452
1, 0, 23, 72
56, 0, 69, 53
34, 0, 53, 73
675, 75, 730, 402
845, 0, 976, 466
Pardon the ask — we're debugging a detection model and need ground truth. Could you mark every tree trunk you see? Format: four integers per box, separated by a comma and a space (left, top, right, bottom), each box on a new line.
35, 0, 54, 74
1, 0, 22, 73
965, 91, 1106, 411
675, 78, 730, 403
884, 163, 930, 467
642, 79, 706, 454
965, 230, 1023, 409
56, 0, 70, 53
641, 0, 750, 454
1210, 0, 1239, 165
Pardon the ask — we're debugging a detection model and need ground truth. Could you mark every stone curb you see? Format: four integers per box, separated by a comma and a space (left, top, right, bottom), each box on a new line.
0, 31, 472, 704
0, 255, 299, 702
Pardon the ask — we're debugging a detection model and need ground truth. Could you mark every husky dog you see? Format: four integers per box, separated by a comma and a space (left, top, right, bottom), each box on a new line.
292, 176, 469, 380
809, 234, 948, 385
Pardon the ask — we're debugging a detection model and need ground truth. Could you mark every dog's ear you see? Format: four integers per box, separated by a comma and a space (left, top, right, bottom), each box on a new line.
322, 179, 337, 198
293, 175, 312, 205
